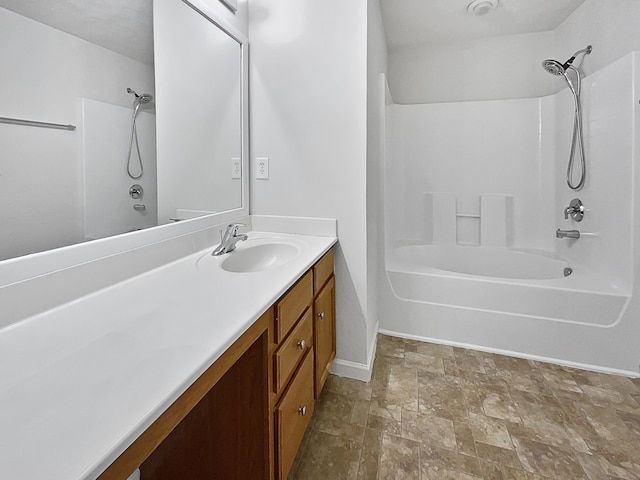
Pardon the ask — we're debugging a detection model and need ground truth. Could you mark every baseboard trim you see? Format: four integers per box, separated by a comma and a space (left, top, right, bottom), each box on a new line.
331, 325, 378, 382
378, 328, 640, 379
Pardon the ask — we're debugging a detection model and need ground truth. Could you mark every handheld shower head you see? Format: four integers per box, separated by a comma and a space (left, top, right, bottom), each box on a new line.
542, 59, 566, 76
541, 45, 592, 76
127, 88, 154, 108
138, 93, 153, 104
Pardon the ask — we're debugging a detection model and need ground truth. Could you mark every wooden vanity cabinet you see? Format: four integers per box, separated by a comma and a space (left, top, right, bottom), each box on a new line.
270, 249, 335, 480
99, 249, 335, 480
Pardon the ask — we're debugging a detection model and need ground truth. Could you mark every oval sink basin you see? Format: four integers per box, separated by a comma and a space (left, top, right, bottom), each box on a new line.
221, 243, 298, 273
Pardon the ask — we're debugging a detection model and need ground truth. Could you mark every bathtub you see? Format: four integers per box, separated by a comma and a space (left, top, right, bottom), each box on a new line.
393, 244, 569, 280
380, 243, 630, 365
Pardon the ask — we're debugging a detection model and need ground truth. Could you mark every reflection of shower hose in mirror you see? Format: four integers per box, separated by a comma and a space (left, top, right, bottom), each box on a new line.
126, 88, 153, 179
127, 104, 144, 179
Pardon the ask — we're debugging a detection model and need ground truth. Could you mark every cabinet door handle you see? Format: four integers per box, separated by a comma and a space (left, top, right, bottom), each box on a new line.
317, 312, 325, 320
298, 406, 307, 416
297, 339, 306, 350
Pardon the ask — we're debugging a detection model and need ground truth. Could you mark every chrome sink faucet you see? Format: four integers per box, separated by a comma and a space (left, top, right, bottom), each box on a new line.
212, 223, 248, 256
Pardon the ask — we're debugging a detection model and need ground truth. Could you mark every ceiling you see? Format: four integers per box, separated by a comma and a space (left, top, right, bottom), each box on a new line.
379, 0, 587, 49
0, 0, 587, 65
0, 0, 154, 65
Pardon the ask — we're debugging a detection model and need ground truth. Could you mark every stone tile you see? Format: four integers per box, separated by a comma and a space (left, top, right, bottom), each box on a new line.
492, 355, 535, 372
416, 342, 455, 359
479, 458, 504, 480
541, 369, 584, 394
592, 444, 640, 480
387, 364, 418, 399
294, 336, 640, 480
313, 390, 364, 441
460, 378, 484, 416
581, 384, 640, 414
350, 399, 370, 426
291, 429, 361, 480
467, 412, 513, 450
475, 441, 522, 470
377, 336, 405, 359
481, 390, 522, 423
576, 452, 611, 480
370, 391, 403, 421
571, 370, 640, 395
420, 444, 483, 480
404, 351, 445, 374
418, 370, 467, 419
443, 357, 460, 377
454, 348, 487, 375
378, 433, 420, 480
404, 343, 417, 354
454, 420, 477, 456
511, 435, 589, 479
501, 467, 538, 480
325, 375, 366, 399
401, 409, 457, 450
504, 370, 552, 396
357, 428, 382, 480
366, 414, 401, 436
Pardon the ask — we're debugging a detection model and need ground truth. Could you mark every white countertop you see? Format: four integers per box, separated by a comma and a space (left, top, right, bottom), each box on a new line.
0, 231, 336, 480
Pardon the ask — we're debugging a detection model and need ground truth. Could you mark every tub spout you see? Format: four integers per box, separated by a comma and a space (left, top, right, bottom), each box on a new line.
556, 228, 580, 239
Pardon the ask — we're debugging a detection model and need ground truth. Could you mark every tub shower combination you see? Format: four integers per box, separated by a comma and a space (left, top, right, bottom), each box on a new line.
380, 50, 638, 374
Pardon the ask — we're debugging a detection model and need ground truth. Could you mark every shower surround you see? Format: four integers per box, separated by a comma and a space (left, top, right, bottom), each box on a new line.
379, 52, 640, 376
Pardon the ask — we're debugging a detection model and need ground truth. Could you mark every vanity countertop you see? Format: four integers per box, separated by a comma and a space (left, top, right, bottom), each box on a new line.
0, 231, 336, 480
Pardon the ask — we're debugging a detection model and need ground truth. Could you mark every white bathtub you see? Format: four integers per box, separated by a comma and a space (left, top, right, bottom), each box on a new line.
385, 243, 629, 328
380, 242, 633, 373
393, 244, 569, 280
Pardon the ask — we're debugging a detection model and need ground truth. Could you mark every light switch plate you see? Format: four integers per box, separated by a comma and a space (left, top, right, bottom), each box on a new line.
231, 158, 241, 179
256, 157, 269, 180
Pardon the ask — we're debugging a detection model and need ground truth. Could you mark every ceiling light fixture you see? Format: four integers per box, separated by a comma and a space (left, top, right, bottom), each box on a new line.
467, 0, 499, 16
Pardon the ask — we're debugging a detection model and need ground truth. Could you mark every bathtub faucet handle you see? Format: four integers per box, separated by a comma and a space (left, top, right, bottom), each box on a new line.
563, 198, 584, 221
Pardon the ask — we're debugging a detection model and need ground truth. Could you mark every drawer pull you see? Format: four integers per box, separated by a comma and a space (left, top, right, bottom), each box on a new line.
317, 312, 325, 320
298, 405, 307, 416
297, 339, 306, 350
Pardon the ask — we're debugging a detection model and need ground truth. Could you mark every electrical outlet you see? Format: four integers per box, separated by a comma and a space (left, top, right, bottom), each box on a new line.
231, 158, 241, 179
256, 157, 269, 180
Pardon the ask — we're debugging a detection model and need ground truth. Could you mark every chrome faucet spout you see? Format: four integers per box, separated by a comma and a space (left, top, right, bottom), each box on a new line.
212, 223, 248, 255
556, 228, 580, 239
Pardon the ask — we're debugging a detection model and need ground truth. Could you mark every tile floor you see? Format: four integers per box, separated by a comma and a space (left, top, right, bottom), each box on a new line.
288, 334, 640, 480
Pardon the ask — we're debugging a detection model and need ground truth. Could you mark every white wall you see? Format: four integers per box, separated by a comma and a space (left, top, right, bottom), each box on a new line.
389, 98, 550, 250
249, 0, 370, 371
388, 0, 640, 104
366, 0, 388, 364
0, 7, 154, 261
388, 32, 554, 104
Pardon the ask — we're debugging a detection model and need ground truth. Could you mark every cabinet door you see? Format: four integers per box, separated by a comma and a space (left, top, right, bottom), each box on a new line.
314, 276, 336, 398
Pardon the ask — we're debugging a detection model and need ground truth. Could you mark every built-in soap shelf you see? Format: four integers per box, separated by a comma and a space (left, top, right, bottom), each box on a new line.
425, 192, 513, 247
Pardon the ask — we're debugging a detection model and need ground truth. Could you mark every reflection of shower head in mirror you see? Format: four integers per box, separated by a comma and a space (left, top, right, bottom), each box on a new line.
127, 88, 153, 105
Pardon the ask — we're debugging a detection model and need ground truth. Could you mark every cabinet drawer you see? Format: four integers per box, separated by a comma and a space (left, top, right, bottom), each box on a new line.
276, 351, 314, 480
274, 307, 313, 393
313, 250, 334, 293
275, 271, 312, 343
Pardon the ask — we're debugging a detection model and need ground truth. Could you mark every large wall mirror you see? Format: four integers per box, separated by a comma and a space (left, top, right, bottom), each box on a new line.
0, 0, 248, 262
